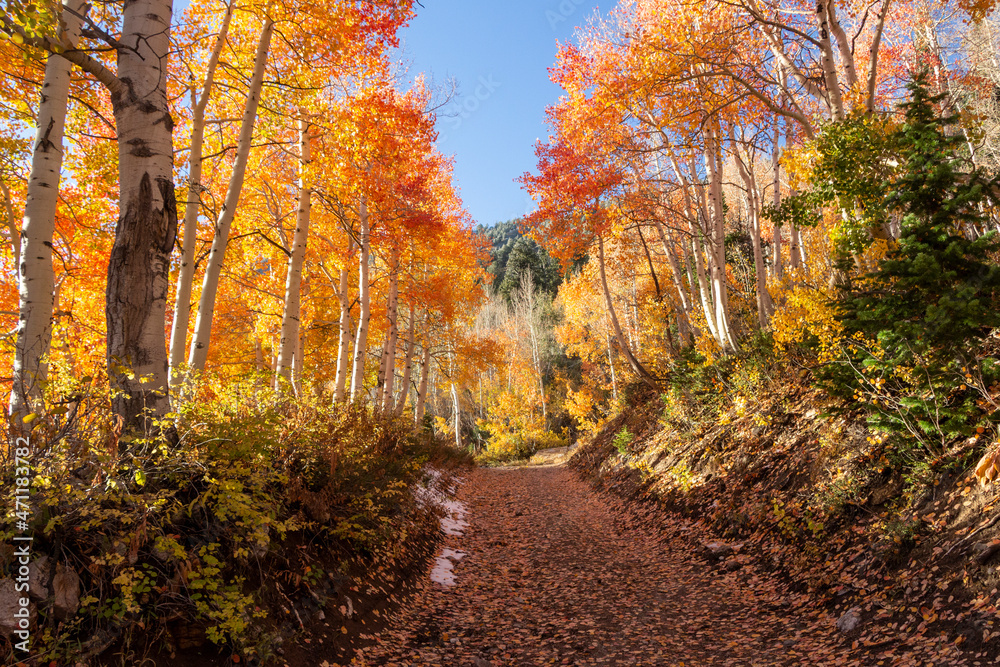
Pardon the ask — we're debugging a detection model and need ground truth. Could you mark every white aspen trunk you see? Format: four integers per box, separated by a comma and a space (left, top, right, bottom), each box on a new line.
9, 0, 84, 424
520, 273, 547, 427
415, 341, 431, 426
379, 247, 400, 411
451, 379, 461, 448
816, 0, 846, 120
703, 127, 737, 350
652, 219, 694, 345
825, 0, 858, 86
105, 0, 179, 430
187, 19, 274, 375
772, 131, 784, 280
789, 224, 802, 270
597, 234, 657, 387
692, 232, 719, 343
731, 132, 774, 327
666, 155, 713, 344
866, 0, 892, 113
1, 183, 19, 273
292, 326, 304, 398
275, 117, 312, 386
168, 3, 233, 394
394, 304, 416, 417
333, 239, 356, 402
349, 199, 371, 400
606, 322, 618, 401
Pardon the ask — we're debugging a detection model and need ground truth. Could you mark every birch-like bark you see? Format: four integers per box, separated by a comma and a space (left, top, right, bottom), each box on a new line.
597, 234, 657, 388
415, 341, 431, 426
816, 0, 846, 120
394, 304, 416, 416
866, 0, 892, 113
187, 19, 274, 375
606, 322, 618, 401
103, 0, 180, 430
168, 3, 233, 393
703, 127, 737, 350
333, 239, 356, 402
825, 0, 858, 87
789, 223, 802, 270
518, 272, 547, 426
292, 326, 305, 398
10, 0, 84, 424
379, 247, 400, 411
772, 130, 784, 280
349, 199, 371, 400
275, 118, 312, 386
1, 183, 18, 272
731, 131, 774, 327
451, 379, 461, 449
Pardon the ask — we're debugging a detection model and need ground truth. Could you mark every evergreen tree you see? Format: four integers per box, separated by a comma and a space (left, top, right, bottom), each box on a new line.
824, 72, 1000, 451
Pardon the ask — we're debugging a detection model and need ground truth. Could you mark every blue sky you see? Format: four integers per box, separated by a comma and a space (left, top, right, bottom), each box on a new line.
397, 1, 604, 228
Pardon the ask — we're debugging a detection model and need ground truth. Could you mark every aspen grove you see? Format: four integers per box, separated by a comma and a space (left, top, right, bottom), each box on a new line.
5, 0, 1000, 662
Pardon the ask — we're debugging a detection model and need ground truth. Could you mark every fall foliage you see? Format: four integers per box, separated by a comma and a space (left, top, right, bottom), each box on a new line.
4, 0, 1000, 663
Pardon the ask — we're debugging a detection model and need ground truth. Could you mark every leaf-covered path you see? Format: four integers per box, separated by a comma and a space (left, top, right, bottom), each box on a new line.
347, 465, 870, 667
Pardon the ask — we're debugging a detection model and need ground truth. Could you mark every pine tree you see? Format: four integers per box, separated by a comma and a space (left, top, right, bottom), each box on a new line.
828, 71, 1000, 450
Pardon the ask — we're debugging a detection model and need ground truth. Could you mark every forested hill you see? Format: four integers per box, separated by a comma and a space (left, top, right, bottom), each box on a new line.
476, 219, 563, 301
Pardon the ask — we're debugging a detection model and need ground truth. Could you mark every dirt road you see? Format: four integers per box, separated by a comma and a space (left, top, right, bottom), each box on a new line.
346, 466, 892, 666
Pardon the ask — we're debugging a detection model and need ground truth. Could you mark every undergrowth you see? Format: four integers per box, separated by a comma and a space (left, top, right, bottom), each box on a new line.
0, 372, 470, 664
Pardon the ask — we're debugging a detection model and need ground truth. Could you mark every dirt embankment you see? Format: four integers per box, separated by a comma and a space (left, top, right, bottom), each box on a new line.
570, 383, 1000, 664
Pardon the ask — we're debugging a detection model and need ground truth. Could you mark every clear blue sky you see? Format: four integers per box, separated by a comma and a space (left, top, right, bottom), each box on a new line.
397, 1, 604, 228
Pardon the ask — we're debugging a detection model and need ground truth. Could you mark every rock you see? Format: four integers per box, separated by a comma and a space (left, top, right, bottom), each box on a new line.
53, 562, 81, 620
28, 555, 52, 601
0, 578, 35, 639
973, 541, 1000, 566
703, 541, 742, 559
472, 658, 493, 667
836, 608, 861, 634
723, 559, 743, 572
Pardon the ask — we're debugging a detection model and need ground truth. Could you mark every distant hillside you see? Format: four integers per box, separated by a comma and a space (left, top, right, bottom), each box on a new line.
475, 219, 562, 302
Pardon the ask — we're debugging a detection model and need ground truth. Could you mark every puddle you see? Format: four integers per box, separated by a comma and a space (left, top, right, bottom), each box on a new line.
430, 547, 467, 586
415, 468, 469, 588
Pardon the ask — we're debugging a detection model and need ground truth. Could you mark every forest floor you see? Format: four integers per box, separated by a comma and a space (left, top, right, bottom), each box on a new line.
335, 464, 974, 667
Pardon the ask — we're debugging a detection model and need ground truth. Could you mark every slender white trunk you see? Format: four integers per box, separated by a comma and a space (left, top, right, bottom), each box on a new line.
275, 118, 312, 386
731, 132, 774, 327
1, 183, 19, 272
333, 239, 356, 402
451, 379, 461, 449
703, 127, 736, 350
349, 200, 371, 400
772, 132, 784, 280
597, 234, 657, 387
168, 4, 233, 394
415, 340, 431, 426
379, 248, 400, 411
187, 20, 274, 375
394, 304, 416, 416
292, 326, 304, 397
816, 0, 845, 120
606, 322, 618, 401
789, 223, 802, 271
652, 219, 694, 345
10, 0, 84, 424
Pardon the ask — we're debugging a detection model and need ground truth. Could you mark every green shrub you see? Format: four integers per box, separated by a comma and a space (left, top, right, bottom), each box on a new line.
613, 427, 634, 456
818, 72, 1000, 456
